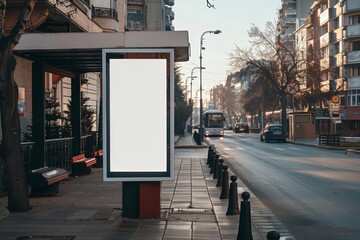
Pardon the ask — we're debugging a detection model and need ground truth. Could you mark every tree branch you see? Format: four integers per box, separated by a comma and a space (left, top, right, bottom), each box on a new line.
8, 0, 35, 45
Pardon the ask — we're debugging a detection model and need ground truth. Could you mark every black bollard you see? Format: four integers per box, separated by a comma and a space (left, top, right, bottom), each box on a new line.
226, 175, 240, 215
213, 154, 220, 179
206, 145, 214, 165
208, 150, 213, 171
220, 165, 229, 199
237, 191, 253, 240
210, 152, 218, 174
216, 159, 224, 187
267, 230, 280, 240
193, 131, 198, 143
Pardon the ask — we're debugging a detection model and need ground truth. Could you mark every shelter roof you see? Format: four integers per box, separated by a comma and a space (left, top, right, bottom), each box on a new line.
15, 31, 190, 74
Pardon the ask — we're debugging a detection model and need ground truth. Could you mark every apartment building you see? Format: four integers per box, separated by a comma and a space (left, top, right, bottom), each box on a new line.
277, 0, 314, 47
126, 0, 175, 31
295, 0, 360, 136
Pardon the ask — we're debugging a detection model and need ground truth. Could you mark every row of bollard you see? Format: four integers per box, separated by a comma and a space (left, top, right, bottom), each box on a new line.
206, 145, 281, 240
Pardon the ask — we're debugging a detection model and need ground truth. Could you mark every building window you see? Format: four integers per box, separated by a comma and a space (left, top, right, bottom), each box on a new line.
351, 41, 360, 51
320, 46, 329, 58
333, 17, 339, 29
320, 3, 328, 13
349, 65, 360, 77
347, 89, 360, 106
349, 15, 360, 25
127, 9, 144, 23
340, 95, 345, 106
112, 0, 117, 11
350, 120, 358, 130
334, 42, 340, 54
321, 25, 328, 35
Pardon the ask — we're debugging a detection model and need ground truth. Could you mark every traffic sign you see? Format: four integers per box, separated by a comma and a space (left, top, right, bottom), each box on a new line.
331, 95, 340, 104
285, 81, 300, 95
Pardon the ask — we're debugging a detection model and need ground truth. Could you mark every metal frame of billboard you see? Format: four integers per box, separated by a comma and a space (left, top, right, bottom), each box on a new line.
102, 48, 174, 181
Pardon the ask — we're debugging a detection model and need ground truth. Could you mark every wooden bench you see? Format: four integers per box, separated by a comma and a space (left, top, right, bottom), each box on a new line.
93, 149, 103, 167
30, 166, 69, 197
71, 153, 97, 175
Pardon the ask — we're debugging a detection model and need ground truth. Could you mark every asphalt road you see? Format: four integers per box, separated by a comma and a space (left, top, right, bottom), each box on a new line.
206, 131, 360, 240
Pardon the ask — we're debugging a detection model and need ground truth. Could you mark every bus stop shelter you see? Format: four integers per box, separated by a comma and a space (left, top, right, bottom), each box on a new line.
14, 31, 190, 218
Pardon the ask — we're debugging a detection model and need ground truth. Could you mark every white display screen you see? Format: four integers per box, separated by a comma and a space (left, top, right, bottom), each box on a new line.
103, 49, 174, 181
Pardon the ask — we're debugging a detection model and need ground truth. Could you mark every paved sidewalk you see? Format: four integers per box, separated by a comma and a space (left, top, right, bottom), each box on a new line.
0, 134, 295, 240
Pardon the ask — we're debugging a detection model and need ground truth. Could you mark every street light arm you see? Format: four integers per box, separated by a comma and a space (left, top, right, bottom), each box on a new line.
206, 0, 215, 9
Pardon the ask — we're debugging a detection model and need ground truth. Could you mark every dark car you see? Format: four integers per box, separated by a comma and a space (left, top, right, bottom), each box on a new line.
233, 122, 249, 133
260, 124, 286, 142
225, 124, 233, 130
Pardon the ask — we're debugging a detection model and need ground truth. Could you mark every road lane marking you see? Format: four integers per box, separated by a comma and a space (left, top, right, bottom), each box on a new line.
273, 147, 285, 151
237, 147, 245, 150
224, 147, 232, 151
288, 147, 302, 151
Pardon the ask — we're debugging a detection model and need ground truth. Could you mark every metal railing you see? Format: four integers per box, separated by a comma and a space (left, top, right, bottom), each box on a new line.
92, 6, 118, 20
319, 134, 340, 146
45, 137, 74, 171
0, 133, 99, 196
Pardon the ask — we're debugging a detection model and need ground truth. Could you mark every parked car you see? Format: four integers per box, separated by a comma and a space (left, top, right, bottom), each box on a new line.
260, 124, 287, 142
233, 122, 249, 133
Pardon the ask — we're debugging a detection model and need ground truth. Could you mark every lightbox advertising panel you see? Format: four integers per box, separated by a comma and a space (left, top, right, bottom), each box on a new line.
102, 49, 174, 181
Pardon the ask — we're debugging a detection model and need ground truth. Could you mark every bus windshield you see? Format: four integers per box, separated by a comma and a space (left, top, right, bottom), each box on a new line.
204, 113, 224, 128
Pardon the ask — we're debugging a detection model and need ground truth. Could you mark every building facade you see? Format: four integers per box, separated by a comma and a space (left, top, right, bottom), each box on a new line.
295, 0, 360, 136
126, 0, 175, 31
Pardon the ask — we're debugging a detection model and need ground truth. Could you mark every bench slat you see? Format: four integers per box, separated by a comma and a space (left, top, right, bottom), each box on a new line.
46, 172, 69, 185
94, 149, 103, 157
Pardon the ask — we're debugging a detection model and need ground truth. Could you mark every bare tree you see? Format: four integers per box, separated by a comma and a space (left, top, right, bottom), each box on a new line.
230, 22, 306, 130
0, 0, 35, 212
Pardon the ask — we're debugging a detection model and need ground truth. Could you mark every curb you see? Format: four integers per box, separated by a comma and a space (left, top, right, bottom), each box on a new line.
289, 141, 350, 151
346, 149, 360, 155
175, 145, 208, 149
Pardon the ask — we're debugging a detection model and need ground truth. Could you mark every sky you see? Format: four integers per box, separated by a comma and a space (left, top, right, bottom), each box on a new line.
172, 0, 281, 102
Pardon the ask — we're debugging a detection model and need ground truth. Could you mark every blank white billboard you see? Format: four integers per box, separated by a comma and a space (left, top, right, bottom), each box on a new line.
102, 49, 174, 181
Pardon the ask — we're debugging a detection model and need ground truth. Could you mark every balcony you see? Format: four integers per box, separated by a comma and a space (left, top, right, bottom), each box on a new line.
347, 76, 360, 89
127, 0, 144, 5
320, 32, 331, 47
347, 50, 360, 64
346, 0, 360, 12
92, 6, 118, 20
335, 53, 344, 66
320, 9, 330, 26
285, 8, 296, 17
346, 24, 360, 38
320, 57, 330, 70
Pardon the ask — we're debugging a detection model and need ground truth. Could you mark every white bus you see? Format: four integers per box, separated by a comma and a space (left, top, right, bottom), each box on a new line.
203, 109, 225, 137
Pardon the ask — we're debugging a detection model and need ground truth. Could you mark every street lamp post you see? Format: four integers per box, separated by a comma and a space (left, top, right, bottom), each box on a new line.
199, 30, 221, 142
190, 67, 203, 130
185, 76, 192, 101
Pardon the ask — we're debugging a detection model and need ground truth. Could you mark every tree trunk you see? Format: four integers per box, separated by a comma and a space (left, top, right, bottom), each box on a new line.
280, 86, 288, 132
2, 82, 29, 212
0, 0, 36, 212
0, 39, 30, 211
